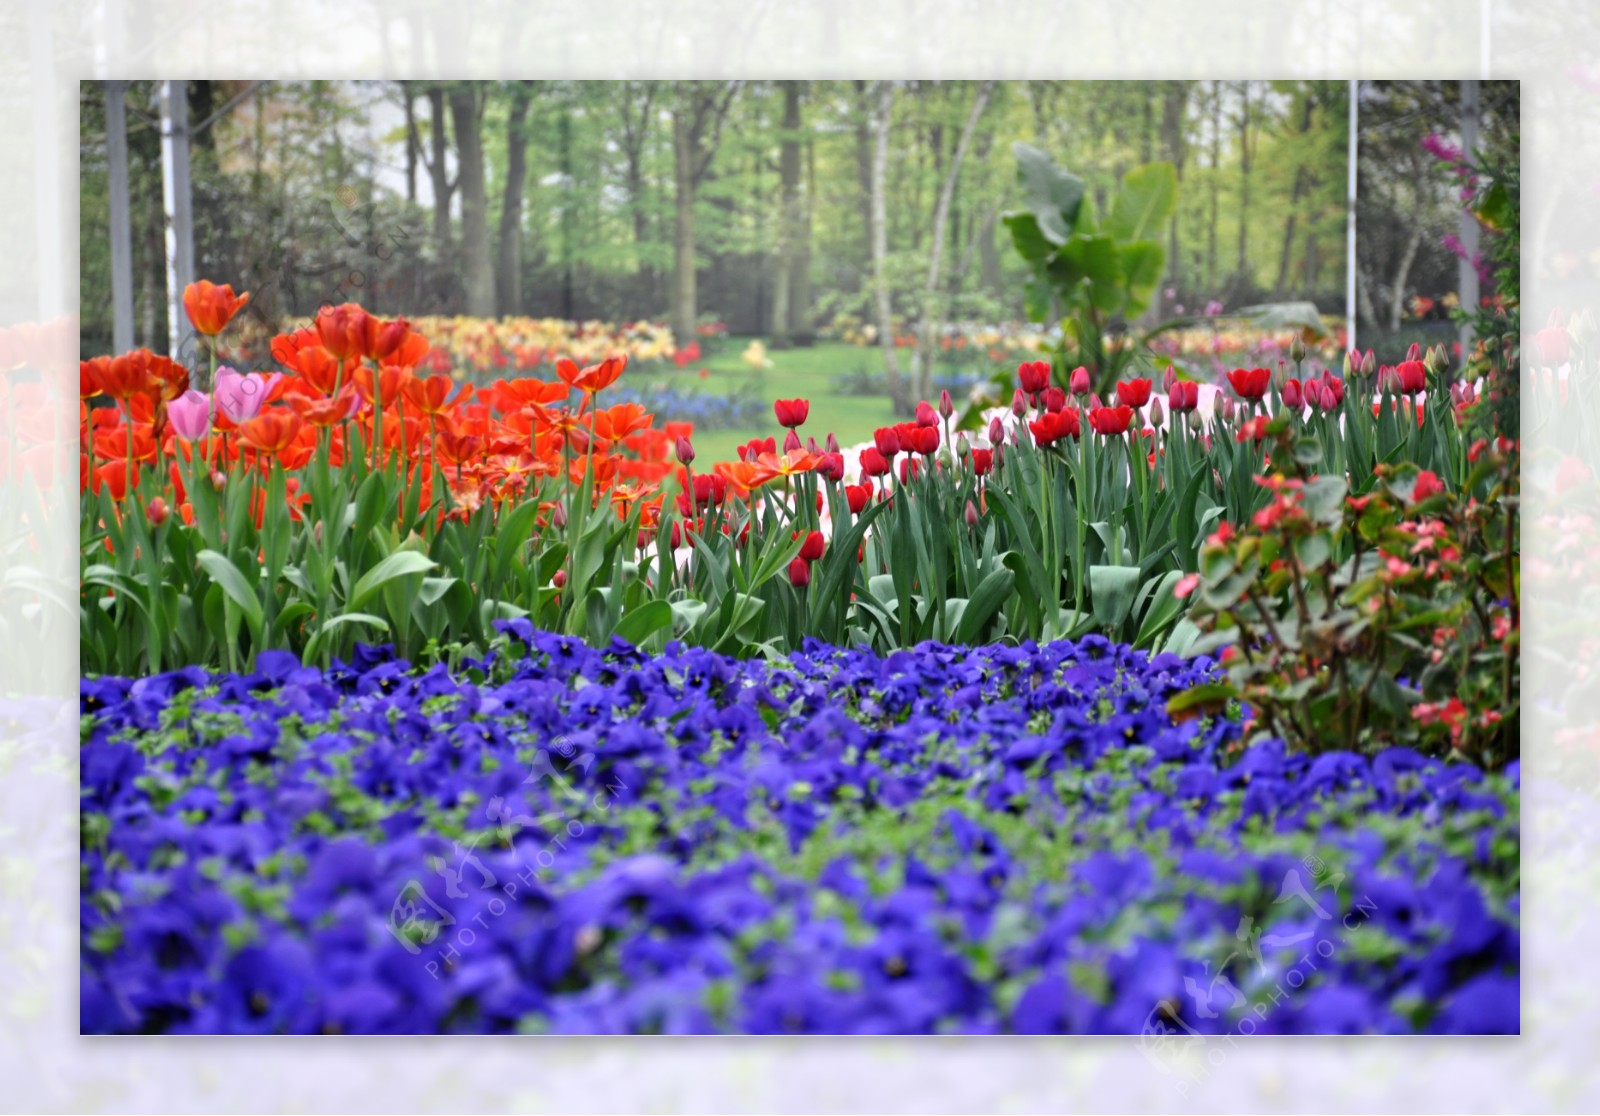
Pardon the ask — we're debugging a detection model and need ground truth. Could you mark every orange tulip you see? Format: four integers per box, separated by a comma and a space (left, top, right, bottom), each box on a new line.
237, 410, 304, 455
556, 355, 626, 394
288, 386, 359, 427
80, 357, 109, 400
485, 377, 568, 414
402, 373, 457, 415
353, 363, 411, 408
315, 302, 372, 361
183, 280, 250, 336
98, 350, 155, 400
594, 402, 653, 443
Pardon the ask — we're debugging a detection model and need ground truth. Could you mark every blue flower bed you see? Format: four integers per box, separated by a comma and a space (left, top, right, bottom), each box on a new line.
80, 629, 1519, 1034
608, 382, 769, 431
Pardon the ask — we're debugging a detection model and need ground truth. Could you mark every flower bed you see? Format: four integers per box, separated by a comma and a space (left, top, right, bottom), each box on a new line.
81, 628, 1518, 1035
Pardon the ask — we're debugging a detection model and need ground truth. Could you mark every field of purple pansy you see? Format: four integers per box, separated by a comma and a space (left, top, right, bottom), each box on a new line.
80, 624, 1518, 1035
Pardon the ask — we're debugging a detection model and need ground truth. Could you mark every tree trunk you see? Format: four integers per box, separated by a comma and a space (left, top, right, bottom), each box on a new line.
671, 110, 698, 343
770, 81, 804, 343
427, 86, 454, 262
915, 80, 994, 400
854, 81, 875, 273
1207, 83, 1220, 290
979, 210, 1001, 297
1160, 81, 1190, 309
1273, 93, 1314, 297
619, 83, 659, 312
449, 86, 495, 316
668, 83, 738, 344
496, 81, 533, 316
1236, 81, 1251, 280
791, 132, 815, 339
402, 82, 418, 204
1389, 225, 1424, 332
870, 81, 909, 414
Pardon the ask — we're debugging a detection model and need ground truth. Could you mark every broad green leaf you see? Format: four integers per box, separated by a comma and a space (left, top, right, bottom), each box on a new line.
1105, 161, 1178, 242
349, 550, 436, 610
196, 549, 263, 631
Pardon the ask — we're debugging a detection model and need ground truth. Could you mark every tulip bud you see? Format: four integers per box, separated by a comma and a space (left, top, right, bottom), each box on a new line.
1088, 393, 1103, 410
145, 496, 170, 527
314, 521, 325, 546
916, 400, 939, 427
1148, 396, 1164, 429
783, 429, 802, 453
807, 436, 820, 454
1343, 351, 1354, 377
1162, 364, 1179, 394
788, 556, 811, 588
1011, 387, 1028, 417
964, 499, 979, 528
1282, 378, 1303, 411
1361, 350, 1377, 377
1379, 366, 1401, 395
987, 416, 1005, 446
552, 569, 568, 589
955, 433, 971, 459
1406, 341, 1422, 362
1042, 386, 1066, 414
992, 441, 1006, 470
825, 432, 840, 454
1218, 396, 1235, 422
1187, 410, 1205, 434
674, 435, 695, 465
210, 470, 227, 492
1290, 334, 1306, 363
552, 501, 568, 529
1070, 366, 1091, 396
1424, 344, 1447, 375
938, 389, 954, 420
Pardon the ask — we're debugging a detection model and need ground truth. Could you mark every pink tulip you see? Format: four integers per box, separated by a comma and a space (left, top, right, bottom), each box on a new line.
167, 389, 212, 442
214, 368, 281, 424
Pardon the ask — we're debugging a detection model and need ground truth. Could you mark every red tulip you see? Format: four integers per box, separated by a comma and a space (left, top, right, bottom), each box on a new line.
1042, 386, 1067, 414
908, 426, 939, 456
774, 398, 810, 428
1282, 378, 1303, 410
1235, 416, 1270, 443
1115, 378, 1152, 408
1167, 380, 1200, 413
971, 448, 993, 476
1226, 367, 1271, 400
873, 427, 901, 457
1069, 366, 1091, 396
788, 556, 811, 587
845, 483, 871, 513
1029, 409, 1081, 446
1395, 359, 1427, 395
1018, 360, 1050, 395
859, 448, 891, 477
1088, 405, 1134, 436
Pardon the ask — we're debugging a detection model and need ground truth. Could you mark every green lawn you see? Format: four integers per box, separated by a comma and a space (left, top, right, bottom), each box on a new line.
681, 340, 904, 462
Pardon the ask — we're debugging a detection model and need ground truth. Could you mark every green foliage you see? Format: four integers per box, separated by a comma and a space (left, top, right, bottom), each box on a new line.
1175, 421, 1519, 767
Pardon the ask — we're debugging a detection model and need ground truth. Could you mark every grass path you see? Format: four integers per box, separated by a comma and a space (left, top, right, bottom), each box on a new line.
673, 340, 904, 462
